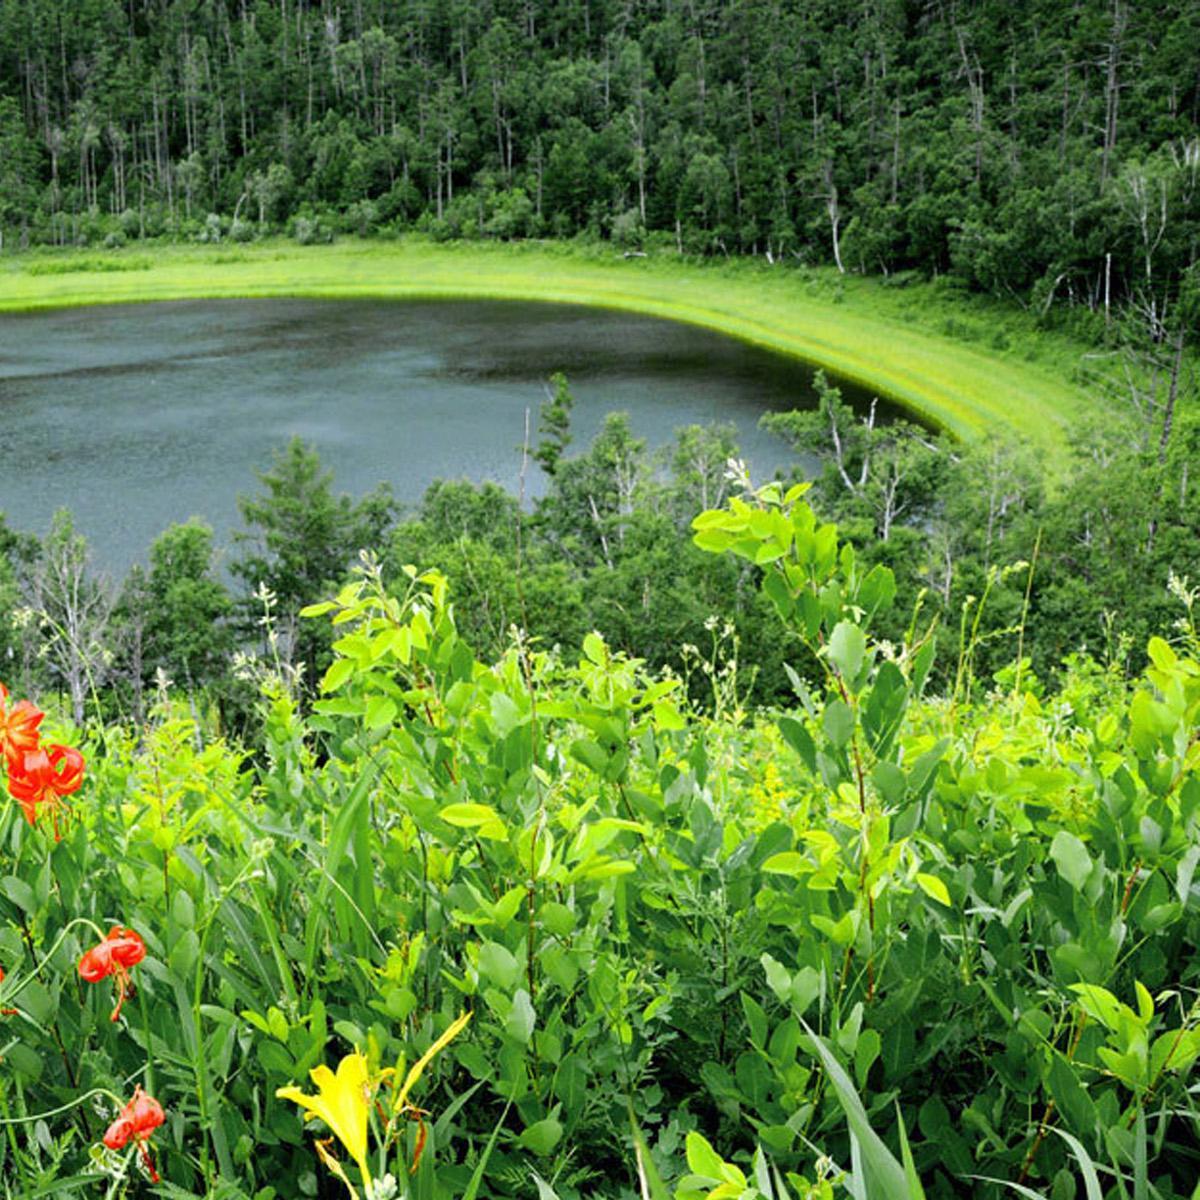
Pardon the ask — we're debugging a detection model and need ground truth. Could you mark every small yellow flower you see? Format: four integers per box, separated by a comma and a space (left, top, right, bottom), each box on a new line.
277, 1051, 374, 1194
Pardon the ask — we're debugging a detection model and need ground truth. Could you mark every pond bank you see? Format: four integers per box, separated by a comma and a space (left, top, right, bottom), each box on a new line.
0, 239, 1100, 465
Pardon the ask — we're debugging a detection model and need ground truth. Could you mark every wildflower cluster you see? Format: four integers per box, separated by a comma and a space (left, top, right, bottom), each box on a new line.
0, 680, 166, 1181
0, 680, 83, 840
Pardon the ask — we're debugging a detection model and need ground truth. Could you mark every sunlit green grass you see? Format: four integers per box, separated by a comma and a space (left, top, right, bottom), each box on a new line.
0, 238, 1102, 463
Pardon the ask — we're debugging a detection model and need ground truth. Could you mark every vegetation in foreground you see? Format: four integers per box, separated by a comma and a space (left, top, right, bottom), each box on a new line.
0, 478, 1199, 1199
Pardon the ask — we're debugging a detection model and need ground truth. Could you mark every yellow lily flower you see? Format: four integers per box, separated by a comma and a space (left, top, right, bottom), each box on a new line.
277, 1051, 374, 1195
394, 1010, 472, 1113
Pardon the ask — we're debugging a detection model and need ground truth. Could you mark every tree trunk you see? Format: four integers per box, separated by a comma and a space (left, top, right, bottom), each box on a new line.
1157, 326, 1186, 464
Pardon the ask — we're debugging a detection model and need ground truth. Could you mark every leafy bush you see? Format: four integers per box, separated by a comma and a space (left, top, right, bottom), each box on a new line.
0, 487, 1198, 1198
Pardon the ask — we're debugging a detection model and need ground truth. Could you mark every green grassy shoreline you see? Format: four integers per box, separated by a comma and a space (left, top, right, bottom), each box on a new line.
0, 238, 1101, 461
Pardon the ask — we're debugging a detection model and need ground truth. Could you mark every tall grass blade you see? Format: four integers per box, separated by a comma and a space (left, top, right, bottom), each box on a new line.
800, 1021, 910, 1198
627, 1099, 673, 1200
1049, 1128, 1103, 1200
461, 1099, 512, 1200
1133, 1105, 1147, 1200
896, 1105, 928, 1200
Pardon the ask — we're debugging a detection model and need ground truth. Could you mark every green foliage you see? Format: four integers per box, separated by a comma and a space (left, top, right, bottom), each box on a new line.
1, 476, 1199, 1198
233, 436, 395, 682
534, 373, 575, 478
1, 0, 1197, 350
144, 522, 232, 686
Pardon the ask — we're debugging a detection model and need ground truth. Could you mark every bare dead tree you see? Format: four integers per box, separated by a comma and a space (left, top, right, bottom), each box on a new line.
28, 510, 113, 726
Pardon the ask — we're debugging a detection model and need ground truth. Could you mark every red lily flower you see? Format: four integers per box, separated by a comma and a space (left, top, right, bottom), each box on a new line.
79, 926, 146, 1022
103, 1085, 165, 1182
0, 683, 43, 772
8, 744, 84, 840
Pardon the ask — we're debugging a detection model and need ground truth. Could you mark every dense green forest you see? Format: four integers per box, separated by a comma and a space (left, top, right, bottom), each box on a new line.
1, 0, 1198, 324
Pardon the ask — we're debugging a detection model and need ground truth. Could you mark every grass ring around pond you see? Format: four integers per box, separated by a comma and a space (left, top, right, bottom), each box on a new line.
0, 238, 1102, 470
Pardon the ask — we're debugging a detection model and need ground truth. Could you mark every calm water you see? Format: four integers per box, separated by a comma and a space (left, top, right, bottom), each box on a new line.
0, 298, 889, 571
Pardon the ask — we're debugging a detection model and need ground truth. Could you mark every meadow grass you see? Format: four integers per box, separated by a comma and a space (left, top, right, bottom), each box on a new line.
0, 238, 1104, 464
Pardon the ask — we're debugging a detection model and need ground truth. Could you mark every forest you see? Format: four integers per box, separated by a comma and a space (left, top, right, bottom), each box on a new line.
0, 1, 1199, 1198
0, 0, 1196, 319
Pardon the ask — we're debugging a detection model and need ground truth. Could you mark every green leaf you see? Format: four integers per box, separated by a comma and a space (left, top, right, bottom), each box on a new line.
778, 716, 817, 772
478, 941, 521, 992
915, 873, 951, 907
628, 1100, 673, 1200
800, 1022, 910, 1198
320, 657, 355, 693
823, 699, 854, 749
1049, 831, 1092, 892
761, 953, 791, 1003
1049, 1128, 1103, 1200
506, 988, 536, 1044
582, 632, 607, 665
169, 929, 201, 979
828, 621, 866, 682
299, 600, 337, 618
684, 1131, 725, 1181
895, 1105, 927, 1200
1146, 636, 1177, 670
441, 803, 502, 828
520, 1117, 563, 1156
365, 693, 398, 729
1, 876, 36, 915
761, 852, 806, 875
741, 992, 769, 1049
532, 1172, 562, 1200
5, 1044, 41, 1081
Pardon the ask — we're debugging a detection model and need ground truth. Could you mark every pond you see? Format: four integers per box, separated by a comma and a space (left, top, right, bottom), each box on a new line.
0, 298, 894, 571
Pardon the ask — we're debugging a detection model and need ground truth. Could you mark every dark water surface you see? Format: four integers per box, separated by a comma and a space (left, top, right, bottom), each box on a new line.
0, 298, 888, 571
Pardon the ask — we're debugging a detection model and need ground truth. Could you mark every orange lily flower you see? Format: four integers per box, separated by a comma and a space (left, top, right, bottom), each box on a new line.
0, 683, 42, 772
79, 926, 146, 1021
103, 1085, 165, 1182
8, 744, 84, 840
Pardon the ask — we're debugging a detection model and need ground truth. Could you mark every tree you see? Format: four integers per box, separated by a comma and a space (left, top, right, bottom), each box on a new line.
144, 521, 232, 690
762, 372, 945, 542
533, 372, 575, 477
248, 163, 294, 226
234, 439, 395, 677
0, 96, 37, 247
29, 510, 112, 726
538, 414, 647, 570
668, 422, 739, 519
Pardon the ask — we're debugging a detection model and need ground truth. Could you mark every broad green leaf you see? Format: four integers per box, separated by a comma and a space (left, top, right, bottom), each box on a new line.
915, 873, 951, 907
778, 716, 817, 772
685, 1131, 725, 1182
828, 621, 866, 682
520, 1117, 563, 1156
823, 699, 854, 749
1050, 831, 1092, 892
761, 852, 806, 875
506, 988, 536, 1044
441, 803, 502, 828
365, 693, 397, 729
320, 657, 355, 693
478, 941, 521, 992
